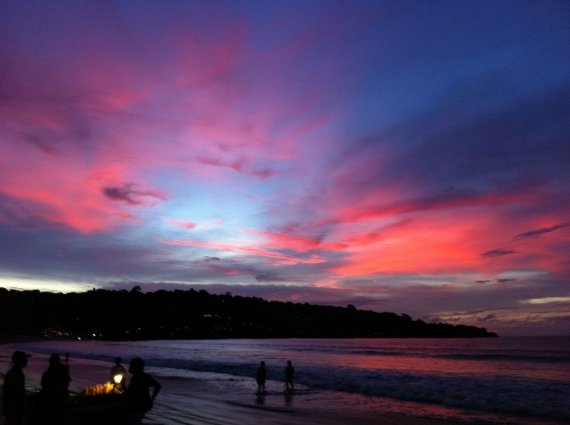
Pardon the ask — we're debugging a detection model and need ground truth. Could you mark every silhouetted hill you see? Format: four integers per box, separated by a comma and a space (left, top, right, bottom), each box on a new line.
0, 287, 497, 339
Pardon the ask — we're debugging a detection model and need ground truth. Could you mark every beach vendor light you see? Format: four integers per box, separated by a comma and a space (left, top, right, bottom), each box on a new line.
113, 372, 124, 386
111, 367, 126, 393
82, 382, 114, 396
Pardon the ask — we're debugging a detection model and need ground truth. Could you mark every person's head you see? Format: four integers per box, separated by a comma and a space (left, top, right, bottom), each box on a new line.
261, 361, 265, 367
49, 353, 61, 367
12, 351, 30, 368
114, 357, 122, 365
129, 357, 145, 374
287, 360, 292, 366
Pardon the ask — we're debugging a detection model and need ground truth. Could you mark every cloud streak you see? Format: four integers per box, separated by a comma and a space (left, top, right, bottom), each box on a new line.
161, 239, 326, 265
515, 223, 570, 240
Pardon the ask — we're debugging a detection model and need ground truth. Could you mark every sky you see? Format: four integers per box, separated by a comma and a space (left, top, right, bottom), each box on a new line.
1, 1, 569, 336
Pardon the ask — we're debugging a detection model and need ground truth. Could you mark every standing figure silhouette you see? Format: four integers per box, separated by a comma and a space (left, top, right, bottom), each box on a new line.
40, 353, 71, 425
285, 360, 295, 392
125, 357, 161, 425
256, 361, 267, 394
2, 351, 30, 425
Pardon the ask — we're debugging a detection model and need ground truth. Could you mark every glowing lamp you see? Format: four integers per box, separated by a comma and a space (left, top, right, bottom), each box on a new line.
113, 374, 124, 385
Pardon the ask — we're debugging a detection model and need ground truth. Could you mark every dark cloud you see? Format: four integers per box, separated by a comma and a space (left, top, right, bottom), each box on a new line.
196, 156, 279, 180
515, 223, 570, 239
481, 249, 516, 258
394, 83, 570, 190
251, 168, 279, 180
0, 223, 163, 281
196, 156, 245, 172
24, 133, 58, 155
0, 194, 66, 231
254, 273, 290, 283
477, 314, 496, 322
102, 183, 168, 205
475, 280, 491, 284
185, 256, 314, 285
497, 278, 516, 283
202, 256, 221, 263
326, 81, 570, 210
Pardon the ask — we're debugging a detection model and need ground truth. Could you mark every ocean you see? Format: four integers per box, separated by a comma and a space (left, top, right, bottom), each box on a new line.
2, 336, 569, 424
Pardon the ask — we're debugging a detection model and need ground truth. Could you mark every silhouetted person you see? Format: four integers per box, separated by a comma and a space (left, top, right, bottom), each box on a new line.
125, 357, 161, 425
255, 361, 267, 394
285, 360, 295, 392
110, 356, 127, 391
40, 353, 71, 425
2, 351, 30, 425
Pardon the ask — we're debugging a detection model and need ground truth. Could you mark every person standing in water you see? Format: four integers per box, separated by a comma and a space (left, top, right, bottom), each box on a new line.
255, 361, 267, 394
125, 357, 161, 425
2, 351, 30, 425
285, 360, 295, 392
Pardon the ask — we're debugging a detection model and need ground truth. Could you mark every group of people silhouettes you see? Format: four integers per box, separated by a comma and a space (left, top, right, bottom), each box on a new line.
3, 349, 299, 424
1, 350, 161, 425
255, 360, 295, 394
1, 350, 71, 425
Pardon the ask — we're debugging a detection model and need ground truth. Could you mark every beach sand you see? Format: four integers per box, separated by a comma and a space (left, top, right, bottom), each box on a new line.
0, 341, 565, 425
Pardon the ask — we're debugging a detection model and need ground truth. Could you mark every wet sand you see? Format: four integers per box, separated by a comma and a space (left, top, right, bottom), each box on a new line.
144, 377, 502, 425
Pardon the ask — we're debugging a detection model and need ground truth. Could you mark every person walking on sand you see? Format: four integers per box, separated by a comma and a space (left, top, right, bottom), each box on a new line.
2, 351, 30, 425
285, 360, 295, 392
125, 357, 161, 425
256, 361, 267, 394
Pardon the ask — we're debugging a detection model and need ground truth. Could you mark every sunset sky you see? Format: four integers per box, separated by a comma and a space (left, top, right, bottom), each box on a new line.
1, 1, 569, 335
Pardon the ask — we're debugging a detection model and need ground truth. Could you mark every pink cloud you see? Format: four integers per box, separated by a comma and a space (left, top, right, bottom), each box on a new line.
161, 239, 325, 265
168, 219, 197, 230
250, 229, 347, 253
0, 129, 170, 232
331, 219, 481, 276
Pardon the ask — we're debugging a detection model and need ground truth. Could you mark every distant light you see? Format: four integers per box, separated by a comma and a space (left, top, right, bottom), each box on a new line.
77, 337, 82, 341
113, 374, 124, 384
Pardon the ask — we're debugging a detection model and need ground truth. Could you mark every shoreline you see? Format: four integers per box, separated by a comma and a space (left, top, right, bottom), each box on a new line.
143, 376, 566, 425
143, 377, 505, 425
0, 352, 505, 425
0, 375, 512, 425
2, 339, 569, 425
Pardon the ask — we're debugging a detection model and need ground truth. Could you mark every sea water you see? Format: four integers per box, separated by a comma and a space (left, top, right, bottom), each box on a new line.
3, 336, 570, 424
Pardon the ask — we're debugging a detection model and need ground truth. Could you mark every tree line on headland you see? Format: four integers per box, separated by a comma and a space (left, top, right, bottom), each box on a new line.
0, 287, 497, 339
